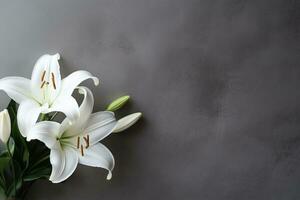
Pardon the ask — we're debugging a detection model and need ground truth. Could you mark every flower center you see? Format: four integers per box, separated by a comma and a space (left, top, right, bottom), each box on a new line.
39, 70, 58, 105
76, 135, 90, 156
40, 70, 57, 90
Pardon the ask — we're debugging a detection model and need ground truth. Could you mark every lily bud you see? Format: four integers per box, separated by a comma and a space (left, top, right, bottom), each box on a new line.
113, 112, 142, 133
106, 95, 130, 112
0, 109, 11, 144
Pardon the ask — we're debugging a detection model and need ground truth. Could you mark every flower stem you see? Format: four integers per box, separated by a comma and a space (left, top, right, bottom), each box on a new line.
6, 139, 16, 197
50, 112, 58, 121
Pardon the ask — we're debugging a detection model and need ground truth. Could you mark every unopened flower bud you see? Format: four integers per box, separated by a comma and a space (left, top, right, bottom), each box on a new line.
0, 109, 11, 144
106, 95, 130, 112
113, 112, 142, 133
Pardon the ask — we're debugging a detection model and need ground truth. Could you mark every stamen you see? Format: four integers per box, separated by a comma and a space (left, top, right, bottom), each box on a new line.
41, 70, 46, 81
51, 73, 57, 89
80, 145, 84, 156
40, 81, 46, 88
77, 137, 80, 149
83, 135, 90, 149
87, 135, 90, 147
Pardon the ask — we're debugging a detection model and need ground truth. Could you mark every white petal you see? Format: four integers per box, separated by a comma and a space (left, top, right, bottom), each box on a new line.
61, 70, 99, 97
85, 111, 117, 145
113, 113, 142, 133
63, 86, 94, 138
49, 148, 65, 182
58, 118, 72, 138
17, 100, 42, 137
79, 143, 114, 180
48, 96, 80, 124
27, 121, 61, 149
30, 54, 62, 104
0, 109, 11, 144
0, 77, 31, 104
50, 146, 78, 183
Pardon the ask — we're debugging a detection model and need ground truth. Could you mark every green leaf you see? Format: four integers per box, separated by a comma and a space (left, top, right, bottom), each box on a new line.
6, 100, 17, 124
0, 156, 10, 172
9, 116, 29, 170
8, 138, 15, 156
24, 167, 51, 182
0, 173, 6, 188
28, 155, 49, 171
23, 150, 29, 165
106, 95, 130, 111
0, 186, 6, 199
7, 172, 23, 197
0, 143, 6, 154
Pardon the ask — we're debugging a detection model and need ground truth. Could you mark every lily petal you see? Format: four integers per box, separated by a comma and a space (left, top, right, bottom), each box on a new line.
63, 86, 94, 138
30, 54, 61, 104
50, 146, 78, 183
78, 143, 115, 180
27, 121, 61, 149
49, 147, 65, 183
48, 96, 79, 124
58, 118, 72, 138
0, 77, 31, 104
17, 100, 43, 137
85, 111, 117, 145
61, 70, 99, 97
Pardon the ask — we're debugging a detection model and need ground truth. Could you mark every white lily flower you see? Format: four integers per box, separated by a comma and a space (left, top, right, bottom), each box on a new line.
0, 109, 11, 144
27, 87, 116, 183
0, 54, 99, 137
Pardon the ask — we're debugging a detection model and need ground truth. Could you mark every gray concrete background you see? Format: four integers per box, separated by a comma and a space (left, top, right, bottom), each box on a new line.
0, 0, 299, 199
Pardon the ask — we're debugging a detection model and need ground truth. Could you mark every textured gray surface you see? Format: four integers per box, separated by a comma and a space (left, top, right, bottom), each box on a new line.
0, 0, 299, 199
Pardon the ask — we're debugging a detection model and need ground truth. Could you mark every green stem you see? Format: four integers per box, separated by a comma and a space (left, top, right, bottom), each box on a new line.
50, 112, 58, 121
6, 139, 16, 197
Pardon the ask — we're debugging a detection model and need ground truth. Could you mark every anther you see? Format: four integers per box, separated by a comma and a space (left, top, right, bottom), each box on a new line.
83, 135, 90, 149
80, 145, 84, 156
77, 137, 80, 149
41, 71, 46, 82
40, 81, 46, 88
51, 73, 57, 89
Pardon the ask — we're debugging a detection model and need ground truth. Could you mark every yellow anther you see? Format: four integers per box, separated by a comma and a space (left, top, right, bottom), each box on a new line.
41, 70, 46, 82
77, 137, 80, 149
51, 73, 57, 89
40, 81, 46, 88
80, 145, 84, 156
83, 135, 90, 149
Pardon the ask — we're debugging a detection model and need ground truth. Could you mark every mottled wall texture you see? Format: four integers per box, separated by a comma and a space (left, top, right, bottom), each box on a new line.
0, 0, 299, 199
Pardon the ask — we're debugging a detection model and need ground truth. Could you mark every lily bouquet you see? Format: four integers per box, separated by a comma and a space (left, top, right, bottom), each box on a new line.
0, 54, 142, 200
